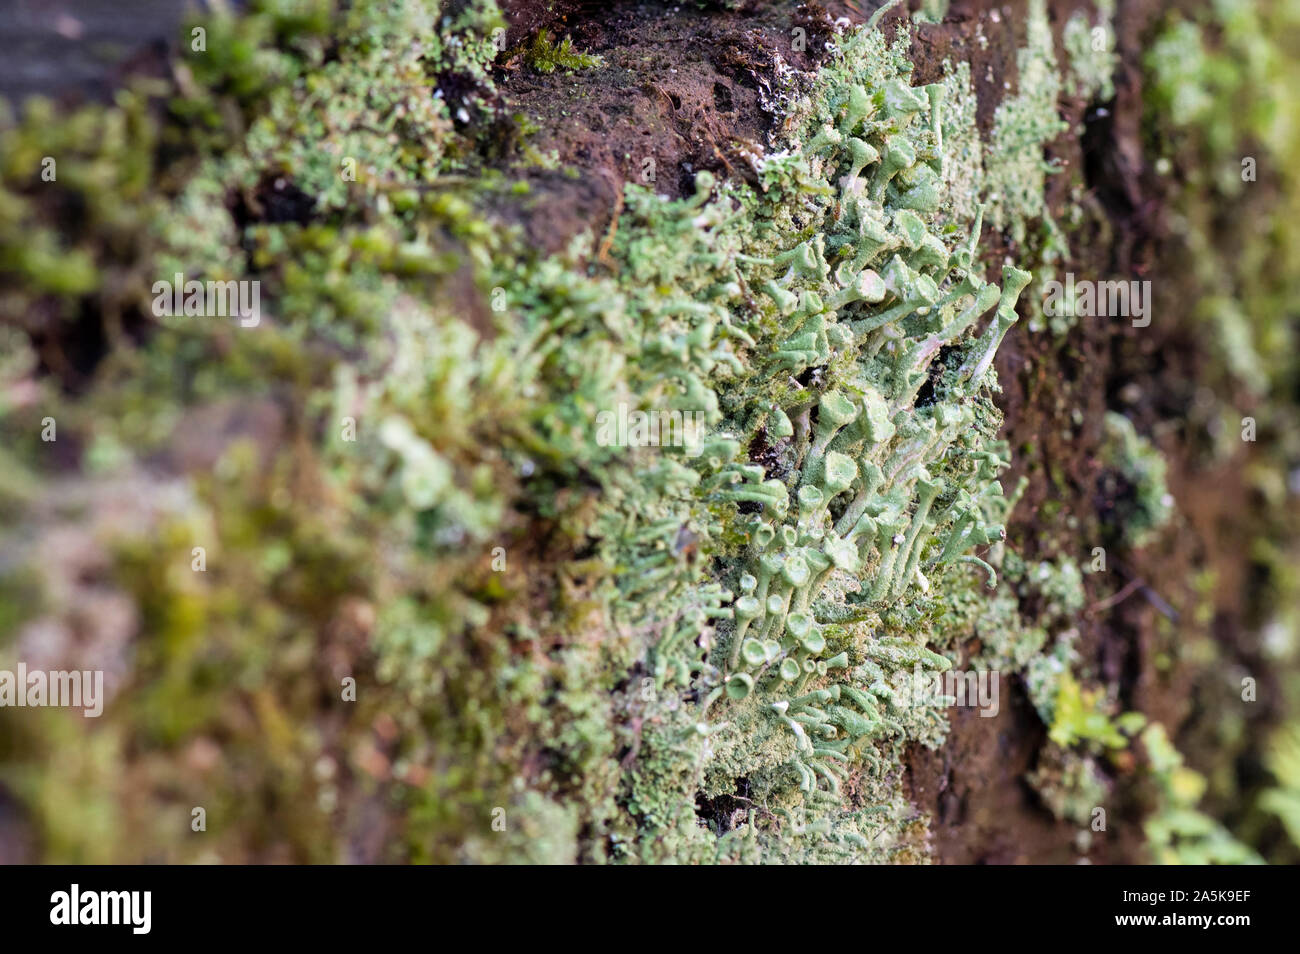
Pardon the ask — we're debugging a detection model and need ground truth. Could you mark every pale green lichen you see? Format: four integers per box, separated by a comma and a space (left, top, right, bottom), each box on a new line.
1064, 0, 1117, 101
1027, 745, 1108, 827
978, 0, 1082, 339
1100, 412, 1173, 549
566, 23, 1042, 858
913, 0, 950, 26
984, 0, 1068, 245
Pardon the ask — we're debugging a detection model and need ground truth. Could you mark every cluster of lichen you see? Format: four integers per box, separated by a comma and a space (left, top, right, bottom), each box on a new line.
558, 16, 1068, 859
1063, 0, 1116, 102
1098, 411, 1173, 549
984, 0, 1069, 246
983, 0, 1120, 338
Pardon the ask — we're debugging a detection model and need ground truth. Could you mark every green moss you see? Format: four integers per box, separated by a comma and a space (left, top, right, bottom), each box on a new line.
521, 30, 603, 74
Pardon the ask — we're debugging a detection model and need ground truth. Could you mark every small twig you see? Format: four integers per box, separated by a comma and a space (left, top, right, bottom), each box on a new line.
1088, 567, 1180, 621
1138, 584, 1179, 622
620, 716, 643, 769
596, 184, 625, 266
1088, 577, 1142, 613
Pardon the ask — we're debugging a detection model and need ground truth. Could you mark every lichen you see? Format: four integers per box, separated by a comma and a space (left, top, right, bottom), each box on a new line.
984, 0, 1068, 246
1027, 745, 1108, 827
1099, 412, 1173, 549
1063, 0, 1117, 102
